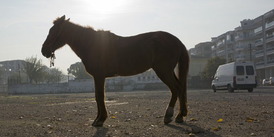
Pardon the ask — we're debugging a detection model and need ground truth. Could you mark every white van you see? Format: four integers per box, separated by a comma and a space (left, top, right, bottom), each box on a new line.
211, 61, 257, 92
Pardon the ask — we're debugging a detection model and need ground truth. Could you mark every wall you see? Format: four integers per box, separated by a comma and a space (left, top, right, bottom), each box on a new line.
7, 78, 166, 94
0, 84, 8, 94
8, 83, 69, 94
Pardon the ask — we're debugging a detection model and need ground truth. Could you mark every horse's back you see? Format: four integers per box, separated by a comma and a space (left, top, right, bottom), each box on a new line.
111, 31, 186, 76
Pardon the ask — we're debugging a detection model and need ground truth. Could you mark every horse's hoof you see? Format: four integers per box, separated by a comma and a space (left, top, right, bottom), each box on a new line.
164, 117, 173, 124
92, 121, 104, 127
175, 118, 184, 123
182, 111, 187, 116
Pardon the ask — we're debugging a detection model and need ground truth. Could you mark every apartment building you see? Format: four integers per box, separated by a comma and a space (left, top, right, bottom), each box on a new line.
253, 10, 274, 81
211, 31, 235, 62
188, 42, 212, 77
211, 9, 274, 81
211, 19, 255, 63
189, 42, 213, 57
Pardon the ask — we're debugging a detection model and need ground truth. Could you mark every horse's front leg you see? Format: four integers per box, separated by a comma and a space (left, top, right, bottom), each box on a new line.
92, 76, 108, 127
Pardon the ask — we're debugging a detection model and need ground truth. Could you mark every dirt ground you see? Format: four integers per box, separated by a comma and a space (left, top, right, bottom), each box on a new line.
0, 88, 273, 137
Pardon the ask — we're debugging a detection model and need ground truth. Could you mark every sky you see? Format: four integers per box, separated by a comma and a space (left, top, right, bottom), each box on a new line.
1, 0, 274, 73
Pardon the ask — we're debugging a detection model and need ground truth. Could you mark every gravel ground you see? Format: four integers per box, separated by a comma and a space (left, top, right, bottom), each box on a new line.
0, 88, 273, 137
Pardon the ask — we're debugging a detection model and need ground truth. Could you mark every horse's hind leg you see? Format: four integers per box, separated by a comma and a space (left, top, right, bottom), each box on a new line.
153, 69, 180, 124
175, 78, 187, 123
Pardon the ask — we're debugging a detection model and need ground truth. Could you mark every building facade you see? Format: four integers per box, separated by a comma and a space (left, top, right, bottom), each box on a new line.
211, 9, 274, 81
253, 10, 274, 81
0, 60, 26, 84
189, 42, 213, 58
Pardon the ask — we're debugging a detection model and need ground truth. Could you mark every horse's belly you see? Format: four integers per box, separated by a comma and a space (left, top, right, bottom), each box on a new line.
116, 62, 151, 77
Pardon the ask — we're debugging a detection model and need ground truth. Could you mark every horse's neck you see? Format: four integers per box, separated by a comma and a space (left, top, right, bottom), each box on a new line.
64, 23, 93, 59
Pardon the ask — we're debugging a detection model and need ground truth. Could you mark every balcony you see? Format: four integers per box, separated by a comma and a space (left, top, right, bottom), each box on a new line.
256, 60, 264, 65
254, 26, 263, 35
235, 47, 244, 51
211, 46, 216, 50
255, 50, 264, 58
255, 61, 265, 68
254, 39, 263, 47
235, 36, 244, 41
227, 49, 234, 54
265, 20, 274, 31
226, 40, 234, 45
216, 42, 225, 48
266, 35, 274, 43
235, 44, 248, 51
216, 50, 225, 56
267, 59, 274, 64
235, 55, 246, 61
266, 46, 274, 55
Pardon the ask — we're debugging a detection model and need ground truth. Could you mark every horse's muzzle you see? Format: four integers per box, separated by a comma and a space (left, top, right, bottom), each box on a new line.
41, 46, 52, 58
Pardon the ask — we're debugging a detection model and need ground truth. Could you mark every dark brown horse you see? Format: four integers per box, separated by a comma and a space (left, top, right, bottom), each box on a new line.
42, 15, 189, 127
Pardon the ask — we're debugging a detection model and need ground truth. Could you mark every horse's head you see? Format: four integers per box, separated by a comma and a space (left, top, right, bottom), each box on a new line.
42, 15, 70, 58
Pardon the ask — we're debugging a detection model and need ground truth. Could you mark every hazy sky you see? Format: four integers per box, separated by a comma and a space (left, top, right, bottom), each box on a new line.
1, 0, 274, 73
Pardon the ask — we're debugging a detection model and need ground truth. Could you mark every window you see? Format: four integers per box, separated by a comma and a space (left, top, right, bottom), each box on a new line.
236, 66, 244, 75
226, 35, 231, 41
246, 66, 254, 75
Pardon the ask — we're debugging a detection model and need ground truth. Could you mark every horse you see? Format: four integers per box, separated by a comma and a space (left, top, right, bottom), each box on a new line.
41, 15, 189, 127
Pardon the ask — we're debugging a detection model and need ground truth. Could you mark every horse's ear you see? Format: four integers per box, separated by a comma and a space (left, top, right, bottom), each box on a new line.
54, 15, 66, 25
67, 18, 70, 21
60, 15, 66, 20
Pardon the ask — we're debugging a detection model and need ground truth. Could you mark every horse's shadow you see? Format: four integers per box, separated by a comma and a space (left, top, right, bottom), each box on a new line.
92, 123, 221, 137
93, 127, 108, 137
166, 122, 221, 137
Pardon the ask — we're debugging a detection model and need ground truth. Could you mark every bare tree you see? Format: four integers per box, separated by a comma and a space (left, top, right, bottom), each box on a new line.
45, 68, 64, 83
24, 56, 45, 84
67, 62, 91, 79
200, 57, 226, 80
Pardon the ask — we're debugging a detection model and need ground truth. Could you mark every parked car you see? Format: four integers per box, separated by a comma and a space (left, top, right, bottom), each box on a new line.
262, 77, 274, 86
211, 61, 257, 92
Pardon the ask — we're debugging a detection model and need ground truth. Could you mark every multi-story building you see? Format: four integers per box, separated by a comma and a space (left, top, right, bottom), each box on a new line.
212, 20, 255, 63
189, 42, 213, 58
188, 42, 212, 78
211, 31, 235, 62
211, 9, 274, 81
254, 9, 274, 80
0, 60, 26, 84
234, 19, 255, 62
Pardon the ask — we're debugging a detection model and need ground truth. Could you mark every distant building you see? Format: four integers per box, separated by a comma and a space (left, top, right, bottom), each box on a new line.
189, 42, 213, 58
211, 20, 255, 63
188, 55, 209, 77
211, 9, 274, 81
0, 60, 26, 84
188, 42, 212, 77
253, 10, 274, 81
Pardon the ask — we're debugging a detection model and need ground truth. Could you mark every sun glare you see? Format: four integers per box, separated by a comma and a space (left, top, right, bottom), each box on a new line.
85, 0, 128, 15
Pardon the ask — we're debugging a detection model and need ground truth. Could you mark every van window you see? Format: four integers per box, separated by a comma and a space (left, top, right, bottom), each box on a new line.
236, 66, 244, 75
246, 66, 254, 75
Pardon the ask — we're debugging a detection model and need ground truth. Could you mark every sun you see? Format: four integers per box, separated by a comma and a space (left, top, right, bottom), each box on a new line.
84, 0, 128, 15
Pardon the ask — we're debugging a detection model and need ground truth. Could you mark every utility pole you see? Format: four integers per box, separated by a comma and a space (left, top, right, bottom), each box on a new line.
249, 43, 252, 61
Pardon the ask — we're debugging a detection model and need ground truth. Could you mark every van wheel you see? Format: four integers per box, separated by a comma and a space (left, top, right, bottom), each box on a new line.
248, 88, 253, 92
212, 85, 216, 92
228, 85, 234, 93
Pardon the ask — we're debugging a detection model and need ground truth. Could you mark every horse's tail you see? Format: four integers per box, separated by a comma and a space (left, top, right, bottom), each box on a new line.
177, 45, 189, 116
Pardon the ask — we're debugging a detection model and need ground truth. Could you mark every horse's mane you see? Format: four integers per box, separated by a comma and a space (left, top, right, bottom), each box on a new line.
53, 17, 115, 38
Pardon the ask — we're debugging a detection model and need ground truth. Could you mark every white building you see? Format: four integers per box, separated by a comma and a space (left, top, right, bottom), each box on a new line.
211, 9, 274, 81
0, 60, 26, 84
